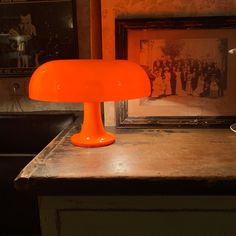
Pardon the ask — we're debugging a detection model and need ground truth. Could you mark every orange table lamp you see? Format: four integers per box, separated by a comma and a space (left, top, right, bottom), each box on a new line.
29, 60, 150, 147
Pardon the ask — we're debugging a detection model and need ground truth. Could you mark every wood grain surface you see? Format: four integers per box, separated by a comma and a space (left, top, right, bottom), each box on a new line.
15, 120, 236, 195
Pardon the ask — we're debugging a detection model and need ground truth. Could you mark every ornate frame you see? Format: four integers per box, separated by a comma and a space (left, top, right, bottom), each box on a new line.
115, 16, 236, 128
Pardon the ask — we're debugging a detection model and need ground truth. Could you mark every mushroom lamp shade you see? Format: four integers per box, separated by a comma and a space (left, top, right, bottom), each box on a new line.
29, 60, 150, 147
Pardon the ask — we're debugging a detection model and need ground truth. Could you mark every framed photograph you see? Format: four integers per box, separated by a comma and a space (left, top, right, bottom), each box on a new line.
115, 17, 236, 128
0, 0, 78, 78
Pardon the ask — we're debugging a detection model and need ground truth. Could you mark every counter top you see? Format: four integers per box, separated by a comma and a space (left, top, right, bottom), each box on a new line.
15, 120, 236, 195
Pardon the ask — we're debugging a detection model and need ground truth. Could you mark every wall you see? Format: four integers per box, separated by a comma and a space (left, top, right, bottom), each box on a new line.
0, 0, 101, 112
0, 77, 84, 112
101, 0, 236, 126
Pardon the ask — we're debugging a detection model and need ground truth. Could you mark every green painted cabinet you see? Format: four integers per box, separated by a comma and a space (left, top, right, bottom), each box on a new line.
39, 196, 236, 236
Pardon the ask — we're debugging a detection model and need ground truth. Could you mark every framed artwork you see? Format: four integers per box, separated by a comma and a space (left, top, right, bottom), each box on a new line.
0, 0, 78, 78
115, 17, 236, 128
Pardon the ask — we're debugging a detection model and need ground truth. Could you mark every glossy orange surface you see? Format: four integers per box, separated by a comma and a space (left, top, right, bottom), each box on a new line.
71, 102, 115, 147
29, 59, 151, 147
29, 60, 150, 102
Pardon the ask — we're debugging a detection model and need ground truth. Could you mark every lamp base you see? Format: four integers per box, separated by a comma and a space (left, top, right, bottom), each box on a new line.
70, 132, 115, 147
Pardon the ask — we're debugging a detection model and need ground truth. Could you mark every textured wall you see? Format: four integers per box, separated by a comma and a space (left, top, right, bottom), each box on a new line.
0, 78, 83, 112
101, 0, 236, 125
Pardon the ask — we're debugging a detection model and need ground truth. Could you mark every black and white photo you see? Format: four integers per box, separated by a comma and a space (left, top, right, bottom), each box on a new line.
140, 38, 227, 99
115, 17, 236, 127
0, 0, 78, 77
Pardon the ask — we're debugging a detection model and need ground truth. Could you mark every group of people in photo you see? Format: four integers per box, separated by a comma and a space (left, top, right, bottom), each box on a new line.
146, 58, 225, 99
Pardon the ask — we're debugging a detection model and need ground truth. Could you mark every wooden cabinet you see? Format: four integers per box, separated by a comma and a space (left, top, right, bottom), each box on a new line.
39, 196, 236, 236
15, 124, 236, 235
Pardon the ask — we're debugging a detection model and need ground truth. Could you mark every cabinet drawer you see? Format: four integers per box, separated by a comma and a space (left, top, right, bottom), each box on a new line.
59, 210, 236, 236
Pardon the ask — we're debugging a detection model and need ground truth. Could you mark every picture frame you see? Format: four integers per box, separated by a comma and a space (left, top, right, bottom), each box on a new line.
0, 0, 78, 78
115, 16, 236, 128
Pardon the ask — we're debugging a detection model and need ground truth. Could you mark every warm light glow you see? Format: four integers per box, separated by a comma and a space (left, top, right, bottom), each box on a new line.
29, 60, 150, 147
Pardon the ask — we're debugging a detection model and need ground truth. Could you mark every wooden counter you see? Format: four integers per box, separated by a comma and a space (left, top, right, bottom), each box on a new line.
15, 120, 236, 195
14, 120, 236, 235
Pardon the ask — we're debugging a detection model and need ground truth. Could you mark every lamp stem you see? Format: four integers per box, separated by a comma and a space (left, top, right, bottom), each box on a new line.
81, 102, 105, 135
70, 102, 115, 147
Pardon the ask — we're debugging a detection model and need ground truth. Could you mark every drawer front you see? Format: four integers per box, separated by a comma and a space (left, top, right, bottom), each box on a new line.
59, 210, 236, 236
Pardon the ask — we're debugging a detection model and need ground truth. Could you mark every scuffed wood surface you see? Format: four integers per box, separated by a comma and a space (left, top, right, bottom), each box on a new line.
14, 121, 236, 195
